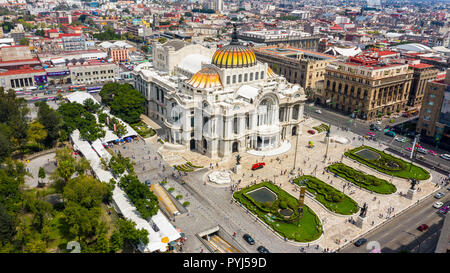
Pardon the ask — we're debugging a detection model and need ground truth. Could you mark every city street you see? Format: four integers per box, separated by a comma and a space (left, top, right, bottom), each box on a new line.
306, 104, 450, 172
340, 193, 450, 253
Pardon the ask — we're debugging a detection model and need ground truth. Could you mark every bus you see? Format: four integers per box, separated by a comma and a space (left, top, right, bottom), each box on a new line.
87, 86, 102, 93
68, 85, 86, 92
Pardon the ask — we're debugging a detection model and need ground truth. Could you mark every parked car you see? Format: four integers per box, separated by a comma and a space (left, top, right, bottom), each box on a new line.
315, 109, 322, 114
307, 130, 316, 135
433, 201, 443, 209
251, 162, 265, 171
370, 124, 375, 130
427, 150, 437, 156
394, 136, 407, 142
257, 246, 270, 253
374, 125, 382, 131
243, 234, 255, 245
145, 180, 151, 186
417, 148, 427, 154
385, 130, 396, 137
354, 238, 367, 247
440, 154, 450, 161
376, 120, 382, 125
417, 224, 429, 232
405, 147, 413, 152
434, 192, 445, 199
367, 132, 375, 137
439, 206, 449, 214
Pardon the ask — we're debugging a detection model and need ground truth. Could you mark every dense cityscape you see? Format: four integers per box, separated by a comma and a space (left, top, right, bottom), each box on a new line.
0, 0, 449, 259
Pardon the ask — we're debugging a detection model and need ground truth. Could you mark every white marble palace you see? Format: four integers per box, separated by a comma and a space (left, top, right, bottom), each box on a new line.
133, 27, 307, 158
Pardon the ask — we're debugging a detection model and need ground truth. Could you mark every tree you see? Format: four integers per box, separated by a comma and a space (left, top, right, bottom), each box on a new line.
83, 98, 100, 113
62, 201, 101, 241
38, 167, 46, 179
0, 128, 12, 162
99, 83, 145, 124
75, 157, 91, 176
27, 120, 47, 145
158, 37, 167, 44
23, 238, 47, 253
109, 230, 123, 253
119, 175, 159, 218
63, 176, 108, 209
0, 204, 16, 244
117, 218, 149, 246
36, 101, 61, 147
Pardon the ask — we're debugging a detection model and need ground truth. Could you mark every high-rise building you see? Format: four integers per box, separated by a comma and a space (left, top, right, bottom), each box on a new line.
416, 69, 450, 150
408, 63, 438, 108
215, 0, 224, 12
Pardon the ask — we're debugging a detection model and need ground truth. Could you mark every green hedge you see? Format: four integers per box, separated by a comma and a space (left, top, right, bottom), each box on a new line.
313, 123, 330, 133
327, 163, 397, 194
294, 175, 359, 215
345, 146, 430, 180
233, 182, 322, 242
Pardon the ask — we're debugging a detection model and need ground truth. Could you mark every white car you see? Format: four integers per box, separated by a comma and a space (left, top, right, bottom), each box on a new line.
433, 201, 443, 209
417, 148, 428, 154
440, 154, 450, 161
315, 109, 322, 114
394, 136, 406, 142
435, 192, 445, 199
376, 120, 382, 125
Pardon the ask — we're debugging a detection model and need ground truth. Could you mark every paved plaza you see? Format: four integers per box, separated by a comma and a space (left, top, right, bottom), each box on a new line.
156, 116, 445, 252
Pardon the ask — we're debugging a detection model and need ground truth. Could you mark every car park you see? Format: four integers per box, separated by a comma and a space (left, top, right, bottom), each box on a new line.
257, 246, 270, 253
417, 224, 429, 231
440, 154, 450, 161
434, 192, 445, 199
251, 162, 265, 170
433, 201, 443, 209
354, 238, 367, 247
243, 234, 255, 245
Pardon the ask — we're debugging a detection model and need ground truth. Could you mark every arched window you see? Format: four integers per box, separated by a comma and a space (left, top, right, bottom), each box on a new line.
255, 72, 259, 80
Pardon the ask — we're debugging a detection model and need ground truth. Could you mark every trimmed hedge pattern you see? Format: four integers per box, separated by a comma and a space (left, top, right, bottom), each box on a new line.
345, 146, 430, 180
233, 182, 322, 242
294, 175, 359, 215
173, 162, 203, 172
327, 163, 397, 194
313, 123, 330, 133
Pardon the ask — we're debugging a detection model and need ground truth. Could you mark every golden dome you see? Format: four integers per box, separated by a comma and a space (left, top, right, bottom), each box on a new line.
212, 45, 257, 69
186, 67, 223, 89
211, 24, 257, 69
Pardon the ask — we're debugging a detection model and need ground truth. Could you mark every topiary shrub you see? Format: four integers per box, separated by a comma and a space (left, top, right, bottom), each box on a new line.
182, 201, 190, 207
168, 187, 174, 192
176, 195, 182, 199
264, 201, 273, 209
280, 201, 288, 209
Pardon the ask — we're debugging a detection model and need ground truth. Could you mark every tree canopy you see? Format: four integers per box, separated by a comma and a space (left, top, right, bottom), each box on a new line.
99, 83, 145, 124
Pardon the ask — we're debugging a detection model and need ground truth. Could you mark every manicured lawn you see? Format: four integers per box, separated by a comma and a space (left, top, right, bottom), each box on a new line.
233, 182, 322, 242
345, 146, 430, 180
327, 163, 397, 194
130, 121, 156, 138
294, 175, 359, 215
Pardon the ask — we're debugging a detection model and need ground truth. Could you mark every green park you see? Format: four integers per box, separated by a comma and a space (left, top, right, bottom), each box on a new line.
344, 146, 430, 180
327, 163, 397, 194
233, 182, 322, 242
293, 175, 359, 215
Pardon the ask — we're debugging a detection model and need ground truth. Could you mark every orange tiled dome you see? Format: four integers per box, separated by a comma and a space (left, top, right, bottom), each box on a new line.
186, 67, 223, 89
212, 44, 257, 69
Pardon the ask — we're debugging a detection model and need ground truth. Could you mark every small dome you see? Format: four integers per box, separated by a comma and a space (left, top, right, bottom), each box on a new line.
267, 66, 277, 78
186, 67, 223, 89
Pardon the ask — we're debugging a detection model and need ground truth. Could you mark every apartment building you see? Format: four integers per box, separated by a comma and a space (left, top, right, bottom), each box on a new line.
321, 51, 413, 120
